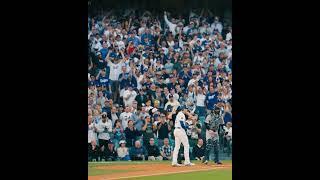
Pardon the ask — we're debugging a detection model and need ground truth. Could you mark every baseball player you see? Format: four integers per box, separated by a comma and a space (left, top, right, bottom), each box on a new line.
202, 105, 224, 165
172, 106, 195, 167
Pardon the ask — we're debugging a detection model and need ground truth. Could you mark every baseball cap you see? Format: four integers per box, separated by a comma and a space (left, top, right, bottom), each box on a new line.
119, 140, 126, 145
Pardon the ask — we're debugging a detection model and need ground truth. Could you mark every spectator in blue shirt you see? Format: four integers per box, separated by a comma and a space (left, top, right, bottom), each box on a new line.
100, 43, 109, 60
206, 85, 218, 111
127, 32, 140, 47
96, 69, 111, 91
130, 140, 147, 161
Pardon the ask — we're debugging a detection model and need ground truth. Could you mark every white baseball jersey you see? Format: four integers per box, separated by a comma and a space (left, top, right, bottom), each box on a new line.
119, 112, 133, 129
96, 120, 112, 140
175, 112, 186, 128
172, 111, 191, 165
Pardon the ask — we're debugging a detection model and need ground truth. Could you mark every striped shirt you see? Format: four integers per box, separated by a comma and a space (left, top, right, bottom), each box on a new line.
160, 145, 173, 157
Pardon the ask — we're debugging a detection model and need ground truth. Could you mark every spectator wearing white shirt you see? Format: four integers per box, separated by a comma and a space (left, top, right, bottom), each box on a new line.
105, 50, 125, 104
164, 11, 178, 36
138, 21, 147, 35
211, 16, 223, 33
115, 35, 125, 50
164, 94, 180, 112
195, 85, 206, 118
226, 26, 232, 42
199, 21, 213, 35
96, 112, 113, 156
188, 73, 199, 87
96, 91, 106, 108
123, 86, 138, 107
168, 89, 179, 102
119, 106, 133, 129
88, 116, 96, 145
88, 115, 98, 161
193, 52, 205, 65
117, 140, 131, 161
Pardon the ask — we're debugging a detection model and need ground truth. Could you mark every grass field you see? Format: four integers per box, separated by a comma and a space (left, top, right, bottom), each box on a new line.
88, 160, 232, 180
133, 169, 232, 180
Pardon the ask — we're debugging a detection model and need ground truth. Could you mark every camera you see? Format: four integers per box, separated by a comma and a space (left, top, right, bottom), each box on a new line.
102, 114, 107, 118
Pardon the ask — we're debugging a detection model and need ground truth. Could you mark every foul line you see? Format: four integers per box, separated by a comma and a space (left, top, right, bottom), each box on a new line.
103, 166, 231, 180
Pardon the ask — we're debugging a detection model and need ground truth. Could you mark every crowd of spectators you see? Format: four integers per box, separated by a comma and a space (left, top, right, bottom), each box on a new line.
88, 8, 232, 161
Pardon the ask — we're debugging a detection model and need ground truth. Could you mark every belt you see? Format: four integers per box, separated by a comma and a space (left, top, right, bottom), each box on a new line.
176, 127, 182, 129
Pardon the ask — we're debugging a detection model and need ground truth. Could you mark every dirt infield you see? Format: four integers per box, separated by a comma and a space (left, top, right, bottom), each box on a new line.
89, 162, 232, 180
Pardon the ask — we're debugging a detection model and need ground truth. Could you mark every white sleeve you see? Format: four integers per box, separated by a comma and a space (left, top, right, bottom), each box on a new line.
123, 91, 130, 99
164, 14, 174, 29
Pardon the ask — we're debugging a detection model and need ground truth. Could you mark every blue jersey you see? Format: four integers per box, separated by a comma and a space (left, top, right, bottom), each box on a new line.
100, 48, 108, 59
98, 75, 109, 87
178, 71, 192, 83
206, 92, 218, 110
127, 37, 140, 47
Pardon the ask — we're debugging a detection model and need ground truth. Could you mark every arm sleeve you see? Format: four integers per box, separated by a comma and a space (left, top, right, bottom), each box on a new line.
164, 14, 174, 29
179, 121, 188, 131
